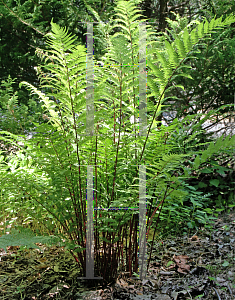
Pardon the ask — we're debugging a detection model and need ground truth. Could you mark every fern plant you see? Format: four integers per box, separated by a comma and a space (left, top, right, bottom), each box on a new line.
0, 0, 235, 284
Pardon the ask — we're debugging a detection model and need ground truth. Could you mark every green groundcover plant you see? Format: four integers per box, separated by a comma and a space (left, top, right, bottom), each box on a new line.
0, 0, 235, 284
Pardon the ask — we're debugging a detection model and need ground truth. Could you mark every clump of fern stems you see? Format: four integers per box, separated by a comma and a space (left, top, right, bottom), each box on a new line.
0, 0, 235, 285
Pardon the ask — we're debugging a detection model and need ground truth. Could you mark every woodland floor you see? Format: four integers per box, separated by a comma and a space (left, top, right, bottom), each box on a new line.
0, 207, 235, 300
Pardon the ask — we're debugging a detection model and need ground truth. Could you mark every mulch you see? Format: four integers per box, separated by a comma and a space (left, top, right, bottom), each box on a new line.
0, 207, 235, 299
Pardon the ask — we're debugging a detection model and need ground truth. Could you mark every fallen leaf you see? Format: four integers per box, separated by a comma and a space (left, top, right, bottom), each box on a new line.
173, 255, 190, 274
117, 278, 128, 288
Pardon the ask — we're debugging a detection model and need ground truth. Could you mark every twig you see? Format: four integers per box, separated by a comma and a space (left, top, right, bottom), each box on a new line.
226, 282, 234, 297
213, 287, 221, 300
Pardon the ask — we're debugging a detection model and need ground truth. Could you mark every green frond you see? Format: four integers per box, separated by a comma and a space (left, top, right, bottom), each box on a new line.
156, 52, 172, 79
112, 23, 132, 36
83, 0, 102, 23
165, 40, 179, 68
209, 17, 216, 31
197, 21, 204, 38
193, 134, 235, 169
204, 19, 209, 34
213, 15, 222, 28
182, 28, 192, 52
115, 12, 143, 24
174, 37, 187, 59
147, 153, 189, 176
190, 28, 199, 44
46, 22, 77, 53
223, 14, 235, 25
147, 76, 160, 98
147, 60, 166, 86
177, 73, 193, 80
148, 13, 235, 128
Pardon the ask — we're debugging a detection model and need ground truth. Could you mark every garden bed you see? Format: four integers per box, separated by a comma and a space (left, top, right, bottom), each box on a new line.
0, 208, 234, 299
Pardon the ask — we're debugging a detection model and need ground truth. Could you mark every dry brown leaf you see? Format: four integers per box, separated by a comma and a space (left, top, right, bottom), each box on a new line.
173, 255, 190, 274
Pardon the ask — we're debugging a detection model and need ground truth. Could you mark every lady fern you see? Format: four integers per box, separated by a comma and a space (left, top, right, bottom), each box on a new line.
0, 0, 235, 284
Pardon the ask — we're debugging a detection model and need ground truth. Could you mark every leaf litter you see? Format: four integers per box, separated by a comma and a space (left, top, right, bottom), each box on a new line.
0, 208, 234, 299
